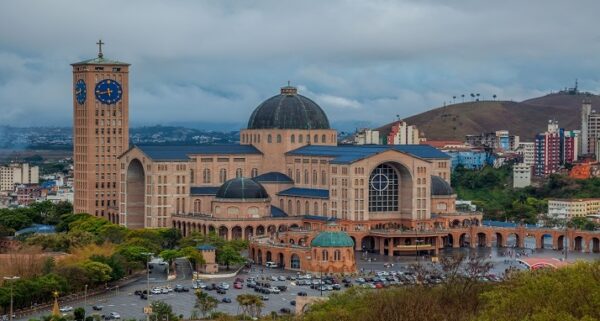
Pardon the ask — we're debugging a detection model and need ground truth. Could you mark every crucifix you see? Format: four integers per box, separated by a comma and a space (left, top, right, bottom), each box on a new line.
96, 39, 104, 58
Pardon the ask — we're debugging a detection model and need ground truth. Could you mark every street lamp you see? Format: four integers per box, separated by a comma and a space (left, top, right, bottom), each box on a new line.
141, 252, 154, 321
4, 276, 20, 321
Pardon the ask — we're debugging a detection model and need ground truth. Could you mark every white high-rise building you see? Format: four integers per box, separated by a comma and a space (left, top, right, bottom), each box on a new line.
0, 163, 39, 191
581, 100, 600, 156
516, 142, 535, 166
513, 163, 532, 188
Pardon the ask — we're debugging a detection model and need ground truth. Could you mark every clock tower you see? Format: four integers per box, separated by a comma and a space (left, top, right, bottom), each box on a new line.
71, 40, 130, 222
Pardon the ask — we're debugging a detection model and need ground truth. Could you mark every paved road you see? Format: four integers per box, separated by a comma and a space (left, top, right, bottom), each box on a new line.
15, 246, 599, 320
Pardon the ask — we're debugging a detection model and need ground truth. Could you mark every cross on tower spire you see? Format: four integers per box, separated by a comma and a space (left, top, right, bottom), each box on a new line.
96, 39, 104, 58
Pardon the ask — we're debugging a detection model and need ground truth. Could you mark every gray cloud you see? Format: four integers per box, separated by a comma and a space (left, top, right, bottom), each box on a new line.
0, 0, 599, 129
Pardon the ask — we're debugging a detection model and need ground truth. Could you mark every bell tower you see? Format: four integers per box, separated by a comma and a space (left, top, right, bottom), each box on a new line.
71, 40, 130, 222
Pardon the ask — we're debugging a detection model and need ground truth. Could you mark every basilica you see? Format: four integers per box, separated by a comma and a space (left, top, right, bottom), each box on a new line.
116, 84, 481, 273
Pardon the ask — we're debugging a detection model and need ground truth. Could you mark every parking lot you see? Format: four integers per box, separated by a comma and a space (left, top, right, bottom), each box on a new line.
14, 246, 599, 320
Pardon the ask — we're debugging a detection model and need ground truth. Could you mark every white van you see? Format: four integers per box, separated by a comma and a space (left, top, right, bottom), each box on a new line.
265, 261, 278, 268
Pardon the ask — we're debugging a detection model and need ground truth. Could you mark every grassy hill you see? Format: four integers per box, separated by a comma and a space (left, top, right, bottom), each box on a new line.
390, 92, 600, 141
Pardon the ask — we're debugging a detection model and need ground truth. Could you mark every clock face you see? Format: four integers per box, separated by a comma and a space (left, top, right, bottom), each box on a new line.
75, 79, 86, 105
95, 79, 123, 104
370, 173, 389, 192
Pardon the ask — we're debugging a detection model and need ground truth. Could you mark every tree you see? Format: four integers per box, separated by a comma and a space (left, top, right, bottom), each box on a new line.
0, 210, 33, 230
150, 300, 179, 321
159, 249, 181, 266
74, 307, 85, 321
178, 247, 205, 270
80, 261, 112, 284
194, 290, 218, 318
216, 245, 245, 270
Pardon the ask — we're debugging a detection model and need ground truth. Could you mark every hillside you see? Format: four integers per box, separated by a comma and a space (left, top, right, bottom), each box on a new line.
394, 92, 600, 141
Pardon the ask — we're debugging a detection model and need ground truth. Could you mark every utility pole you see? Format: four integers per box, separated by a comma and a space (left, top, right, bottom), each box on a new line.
84, 284, 88, 312
142, 252, 154, 321
4, 276, 20, 321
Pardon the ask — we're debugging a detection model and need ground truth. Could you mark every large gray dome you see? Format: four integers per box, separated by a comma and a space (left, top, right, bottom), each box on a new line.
431, 175, 454, 196
216, 178, 269, 199
247, 86, 330, 130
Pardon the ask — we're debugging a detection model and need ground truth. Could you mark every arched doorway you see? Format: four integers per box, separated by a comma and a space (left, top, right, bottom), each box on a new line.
541, 234, 552, 249
266, 251, 272, 262
574, 236, 584, 252
507, 233, 519, 247
257, 249, 263, 265
256, 225, 265, 236
591, 238, 600, 253
524, 235, 536, 249
361, 236, 376, 251
218, 226, 228, 239
494, 233, 504, 247
476, 233, 487, 247
278, 253, 285, 268
126, 159, 145, 229
244, 226, 254, 240
267, 225, 277, 235
451, 220, 460, 228
290, 254, 300, 269
557, 235, 568, 250
232, 226, 242, 240
459, 233, 470, 247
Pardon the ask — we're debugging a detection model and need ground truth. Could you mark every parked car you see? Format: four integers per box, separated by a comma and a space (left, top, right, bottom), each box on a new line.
218, 282, 230, 290
269, 287, 280, 294
233, 282, 243, 289
109, 312, 121, 319
279, 308, 291, 314
278, 276, 286, 281
276, 285, 287, 292
222, 297, 232, 303
59, 307, 73, 313
290, 300, 296, 306
297, 291, 307, 296
92, 305, 104, 311
260, 295, 269, 301
216, 289, 227, 295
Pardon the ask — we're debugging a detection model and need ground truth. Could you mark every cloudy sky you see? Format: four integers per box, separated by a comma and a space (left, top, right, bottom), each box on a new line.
1, 0, 600, 130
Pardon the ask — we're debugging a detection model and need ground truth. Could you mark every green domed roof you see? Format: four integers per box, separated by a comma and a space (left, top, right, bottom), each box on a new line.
311, 231, 354, 248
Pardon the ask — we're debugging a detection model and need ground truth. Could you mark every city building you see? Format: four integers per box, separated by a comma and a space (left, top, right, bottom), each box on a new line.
465, 130, 520, 151
547, 198, 600, 219
0, 163, 39, 191
115, 84, 481, 272
71, 42, 130, 219
533, 121, 579, 176
580, 100, 600, 156
516, 142, 535, 167
443, 148, 491, 170
513, 163, 532, 188
385, 120, 422, 145
353, 129, 380, 145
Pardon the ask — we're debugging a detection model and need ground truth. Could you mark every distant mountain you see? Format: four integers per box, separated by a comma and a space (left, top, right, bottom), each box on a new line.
393, 92, 600, 141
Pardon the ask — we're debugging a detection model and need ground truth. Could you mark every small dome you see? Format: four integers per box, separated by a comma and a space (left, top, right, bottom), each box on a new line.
431, 175, 454, 196
311, 231, 354, 248
247, 86, 330, 130
216, 177, 269, 199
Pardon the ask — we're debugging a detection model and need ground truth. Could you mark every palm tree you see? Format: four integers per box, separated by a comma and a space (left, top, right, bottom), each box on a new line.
461, 94, 465, 102
470, 93, 475, 101
195, 290, 218, 318
476, 93, 480, 101
453, 96, 457, 103
493, 94, 497, 100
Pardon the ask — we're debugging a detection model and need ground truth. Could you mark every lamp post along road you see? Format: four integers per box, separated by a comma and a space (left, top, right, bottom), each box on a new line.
4, 276, 20, 321
141, 252, 154, 321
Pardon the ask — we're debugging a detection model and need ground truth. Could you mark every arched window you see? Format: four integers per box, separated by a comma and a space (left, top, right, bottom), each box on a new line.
193, 199, 201, 214
321, 170, 327, 185
299, 135, 304, 143
219, 168, 227, 183
314, 202, 319, 215
295, 169, 301, 183
257, 135, 261, 143
203, 168, 211, 183
279, 199, 284, 209
306, 135, 310, 143
334, 250, 341, 261
322, 250, 329, 261
314, 134, 318, 143
251, 168, 258, 177
291, 254, 300, 269
369, 163, 399, 212
305, 201, 309, 214
323, 203, 328, 216
287, 168, 293, 178
236, 168, 243, 178
277, 134, 282, 143
312, 170, 317, 185
296, 200, 301, 214
321, 134, 326, 143
288, 200, 293, 214
267, 134, 272, 143
291, 134, 295, 143
304, 170, 309, 184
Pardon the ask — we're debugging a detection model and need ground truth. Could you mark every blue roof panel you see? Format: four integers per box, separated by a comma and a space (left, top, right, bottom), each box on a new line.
287, 144, 449, 164
270, 205, 288, 217
190, 186, 220, 196
277, 187, 329, 199
135, 144, 262, 161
